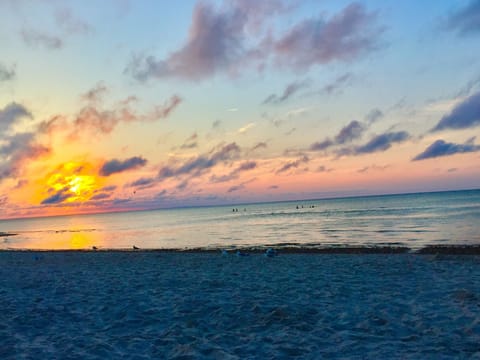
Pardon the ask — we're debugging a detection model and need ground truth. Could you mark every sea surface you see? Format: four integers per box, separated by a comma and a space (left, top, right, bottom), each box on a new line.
1, 189, 479, 250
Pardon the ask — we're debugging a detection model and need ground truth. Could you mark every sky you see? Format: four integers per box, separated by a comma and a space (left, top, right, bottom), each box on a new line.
0, 0, 480, 219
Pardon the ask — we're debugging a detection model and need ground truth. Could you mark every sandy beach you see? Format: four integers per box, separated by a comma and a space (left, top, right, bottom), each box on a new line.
1, 251, 479, 359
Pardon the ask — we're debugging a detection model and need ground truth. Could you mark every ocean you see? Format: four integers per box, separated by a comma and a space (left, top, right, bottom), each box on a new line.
1, 189, 479, 250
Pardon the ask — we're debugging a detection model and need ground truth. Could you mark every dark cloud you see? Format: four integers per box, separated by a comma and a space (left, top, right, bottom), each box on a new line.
128, 177, 157, 188
227, 184, 245, 193
99, 156, 147, 176
431, 91, 480, 132
0, 103, 50, 182
0, 63, 15, 82
273, 3, 382, 70
412, 138, 480, 161
334, 120, 365, 144
99, 185, 117, 192
309, 120, 365, 151
21, 29, 63, 49
149, 95, 183, 119
226, 177, 255, 193
251, 141, 267, 151
41, 189, 71, 205
235, 160, 257, 172
317, 165, 333, 172
365, 108, 383, 124
176, 179, 189, 190
262, 79, 310, 105
321, 72, 353, 94
158, 142, 240, 179
0, 102, 32, 132
0, 132, 50, 181
90, 193, 111, 201
126, 2, 382, 82
444, 0, 480, 35
276, 155, 309, 174
357, 164, 389, 173
310, 139, 334, 151
355, 131, 410, 154
157, 189, 168, 198
210, 160, 257, 183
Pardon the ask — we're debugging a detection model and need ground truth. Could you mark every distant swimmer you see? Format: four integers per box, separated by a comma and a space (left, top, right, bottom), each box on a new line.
236, 250, 249, 257
133, 245, 139, 250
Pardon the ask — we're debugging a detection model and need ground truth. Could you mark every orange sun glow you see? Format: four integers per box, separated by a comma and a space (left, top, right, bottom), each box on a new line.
42, 162, 102, 203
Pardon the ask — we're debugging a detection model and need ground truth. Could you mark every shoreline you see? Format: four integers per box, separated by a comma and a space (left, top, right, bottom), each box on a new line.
1, 244, 480, 254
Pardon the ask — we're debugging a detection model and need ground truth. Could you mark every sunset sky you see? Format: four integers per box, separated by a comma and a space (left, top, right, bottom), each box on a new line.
1, 0, 479, 219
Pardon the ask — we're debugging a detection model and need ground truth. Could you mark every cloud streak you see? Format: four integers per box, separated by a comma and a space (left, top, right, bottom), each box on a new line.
354, 131, 410, 154
321, 72, 353, 95
444, 0, 480, 36
263, 80, 310, 105
210, 160, 257, 183
310, 120, 365, 151
276, 155, 309, 174
21, 29, 63, 49
158, 142, 240, 179
180, 132, 198, 149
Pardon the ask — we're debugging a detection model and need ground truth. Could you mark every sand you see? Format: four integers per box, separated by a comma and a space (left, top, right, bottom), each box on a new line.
1, 251, 479, 359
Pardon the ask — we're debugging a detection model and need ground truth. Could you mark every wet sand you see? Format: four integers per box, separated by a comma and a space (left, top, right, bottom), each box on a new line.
1, 250, 479, 359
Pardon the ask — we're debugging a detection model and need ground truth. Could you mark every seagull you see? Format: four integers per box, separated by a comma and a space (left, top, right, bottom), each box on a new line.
133, 245, 139, 250
92, 246, 98, 250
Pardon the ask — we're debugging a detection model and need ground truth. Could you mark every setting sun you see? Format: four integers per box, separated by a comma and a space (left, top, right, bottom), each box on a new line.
41, 162, 102, 204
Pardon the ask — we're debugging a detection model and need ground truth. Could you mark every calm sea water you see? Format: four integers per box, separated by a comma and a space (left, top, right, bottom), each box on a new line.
1, 190, 479, 250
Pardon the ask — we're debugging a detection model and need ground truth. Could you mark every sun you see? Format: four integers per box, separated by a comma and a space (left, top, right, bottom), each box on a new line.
66, 174, 96, 200
43, 162, 102, 203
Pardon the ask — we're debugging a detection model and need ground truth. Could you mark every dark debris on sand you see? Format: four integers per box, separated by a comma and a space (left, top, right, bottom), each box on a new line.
416, 245, 480, 255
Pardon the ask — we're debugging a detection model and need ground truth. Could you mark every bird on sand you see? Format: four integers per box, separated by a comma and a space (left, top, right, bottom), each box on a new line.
92, 246, 98, 250
133, 245, 139, 250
